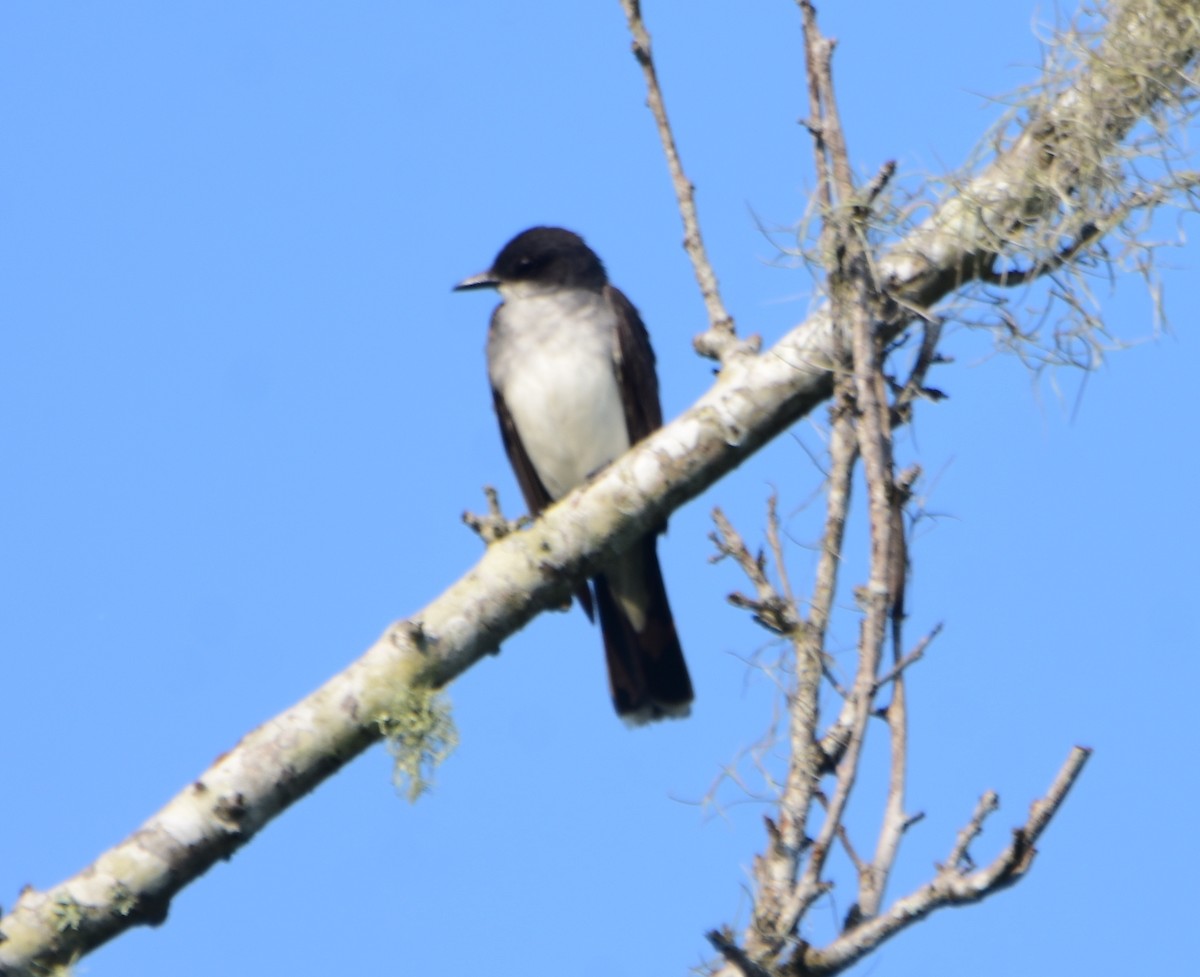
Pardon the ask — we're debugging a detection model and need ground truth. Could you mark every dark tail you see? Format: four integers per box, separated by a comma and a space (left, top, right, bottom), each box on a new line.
592, 536, 693, 725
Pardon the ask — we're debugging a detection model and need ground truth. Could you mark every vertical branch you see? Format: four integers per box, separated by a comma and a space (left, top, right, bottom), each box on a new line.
840, 278, 905, 922
803, 0, 902, 918
860, 465, 921, 918
703, 2, 1108, 973
801, 1, 834, 216
618, 0, 737, 351
807, 0, 916, 934
807, 364, 858, 650
800, 1, 854, 209
737, 3, 906, 963
740, 388, 859, 962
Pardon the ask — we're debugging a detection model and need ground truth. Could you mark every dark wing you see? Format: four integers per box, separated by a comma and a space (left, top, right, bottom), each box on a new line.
491, 381, 596, 622
593, 537, 693, 724
491, 386, 553, 518
597, 287, 690, 721
607, 284, 668, 539
606, 284, 663, 442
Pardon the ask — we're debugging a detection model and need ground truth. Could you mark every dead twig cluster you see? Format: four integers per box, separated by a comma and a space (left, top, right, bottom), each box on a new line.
700, 4, 1094, 974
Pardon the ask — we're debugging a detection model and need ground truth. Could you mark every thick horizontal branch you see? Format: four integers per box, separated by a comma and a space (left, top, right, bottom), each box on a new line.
882, 0, 1200, 306
0, 311, 838, 976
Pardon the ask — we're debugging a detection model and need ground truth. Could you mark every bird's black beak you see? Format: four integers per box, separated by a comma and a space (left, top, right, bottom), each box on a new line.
453, 271, 500, 291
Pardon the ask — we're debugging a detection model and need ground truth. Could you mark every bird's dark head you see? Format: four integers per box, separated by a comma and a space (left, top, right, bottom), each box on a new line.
454, 226, 608, 293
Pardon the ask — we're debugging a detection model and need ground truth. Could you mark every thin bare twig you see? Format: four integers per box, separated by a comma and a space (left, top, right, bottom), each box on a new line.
946, 790, 1001, 870
807, 0, 912, 931
618, 0, 753, 364
462, 486, 528, 544
793, 747, 1092, 976
766, 494, 796, 607
872, 623, 942, 693
716, 4, 1049, 971
893, 315, 947, 416
862, 658, 907, 919
977, 177, 1200, 287
711, 509, 800, 637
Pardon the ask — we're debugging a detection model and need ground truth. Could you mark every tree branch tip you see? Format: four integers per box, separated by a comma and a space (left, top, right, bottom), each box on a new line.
1050, 745, 1092, 785
711, 507, 735, 533
1026, 746, 1091, 822
863, 160, 898, 206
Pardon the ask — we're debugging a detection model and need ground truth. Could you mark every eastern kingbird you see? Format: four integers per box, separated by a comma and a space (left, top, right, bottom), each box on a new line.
455, 226, 693, 726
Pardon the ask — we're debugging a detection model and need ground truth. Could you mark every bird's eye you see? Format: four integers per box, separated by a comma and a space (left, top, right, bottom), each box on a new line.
512, 254, 545, 278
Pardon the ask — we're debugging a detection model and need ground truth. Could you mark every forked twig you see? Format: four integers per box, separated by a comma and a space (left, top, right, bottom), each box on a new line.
702, 5, 1094, 975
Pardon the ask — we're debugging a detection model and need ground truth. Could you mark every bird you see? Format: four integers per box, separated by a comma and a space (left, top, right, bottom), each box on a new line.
454, 226, 693, 725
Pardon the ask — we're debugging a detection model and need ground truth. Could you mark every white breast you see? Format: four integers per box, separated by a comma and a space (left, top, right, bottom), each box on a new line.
489, 288, 630, 500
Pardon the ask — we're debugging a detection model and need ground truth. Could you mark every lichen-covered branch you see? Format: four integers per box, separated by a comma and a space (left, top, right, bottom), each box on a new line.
884, 0, 1200, 313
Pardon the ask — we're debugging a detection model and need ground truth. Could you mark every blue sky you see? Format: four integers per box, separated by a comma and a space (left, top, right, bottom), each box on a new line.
2, 3, 1197, 975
